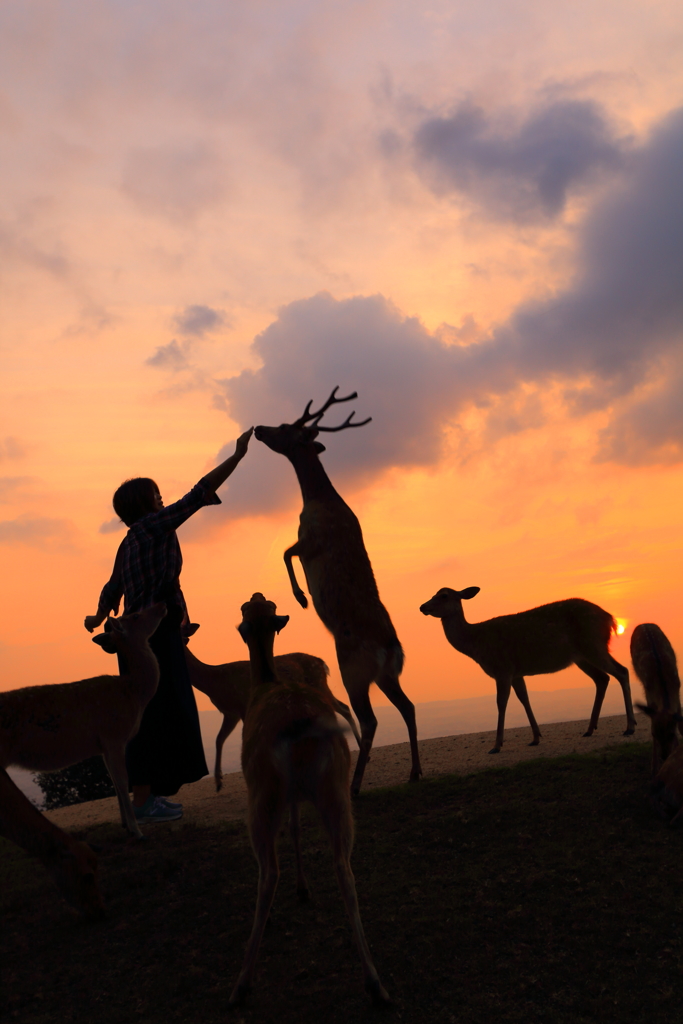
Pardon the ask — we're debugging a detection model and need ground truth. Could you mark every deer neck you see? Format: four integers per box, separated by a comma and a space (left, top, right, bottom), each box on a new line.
287, 447, 342, 505
246, 630, 279, 690
441, 606, 472, 654
119, 638, 160, 701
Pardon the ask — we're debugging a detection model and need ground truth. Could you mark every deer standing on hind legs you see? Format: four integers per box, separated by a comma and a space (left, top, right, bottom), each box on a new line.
228, 593, 390, 1008
255, 388, 422, 795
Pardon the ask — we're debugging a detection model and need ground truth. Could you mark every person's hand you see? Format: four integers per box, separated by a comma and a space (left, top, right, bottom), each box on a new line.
235, 427, 253, 459
84, 614, 104, 633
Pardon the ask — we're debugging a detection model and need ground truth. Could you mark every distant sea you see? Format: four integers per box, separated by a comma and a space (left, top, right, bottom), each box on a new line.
9, 683, 632, 807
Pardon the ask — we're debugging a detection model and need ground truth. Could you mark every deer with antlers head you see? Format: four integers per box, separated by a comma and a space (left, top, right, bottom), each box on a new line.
254, 388, 422, 795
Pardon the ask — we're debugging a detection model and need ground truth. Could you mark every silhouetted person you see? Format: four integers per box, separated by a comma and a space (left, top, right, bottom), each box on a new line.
84, 429, 252, 822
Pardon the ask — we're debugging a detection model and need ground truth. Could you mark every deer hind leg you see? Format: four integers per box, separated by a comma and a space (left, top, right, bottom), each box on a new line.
214, 711, 241, 792
229, 797, 285, 1007
491, 677, 513, 753
289, 801, 309, 902
511, 676, 542, 746
338, 649, 378, 796
375, 670, 422, 784
331, 697, 361, 747
101, 746, 142, 839
576, 660, 610, 736
582, 654, 636, 736
316, 785, 391, 1005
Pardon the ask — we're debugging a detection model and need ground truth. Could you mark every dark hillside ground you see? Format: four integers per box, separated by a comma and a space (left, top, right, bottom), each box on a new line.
2, 744, 681, 1024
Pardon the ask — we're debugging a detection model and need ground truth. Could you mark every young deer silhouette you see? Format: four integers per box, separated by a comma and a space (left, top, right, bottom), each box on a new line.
183, 643, 361, 790
255, 388, 421, 795
420, 587, 636, 753
0, 603, 166, 839
0, 766, 104, 919
229, 593, 390, 1008
631, 623, 682, 775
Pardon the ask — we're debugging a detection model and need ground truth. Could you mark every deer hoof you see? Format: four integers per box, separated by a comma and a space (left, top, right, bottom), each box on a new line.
488, 747, 501, 754
366, 978, 392, 1006
583, 729, 594, 737
623, 727, 635, 736
295, 592, 308, 609
529, 739, 540, 747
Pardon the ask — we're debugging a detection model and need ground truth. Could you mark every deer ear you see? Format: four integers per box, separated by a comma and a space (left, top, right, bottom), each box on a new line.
636, 703, 656, 718
92, 633, 117, 654
459, 587, 480, 601
237, 621, 252, 642
311, 441, 326, 454
273, 614, 289, 634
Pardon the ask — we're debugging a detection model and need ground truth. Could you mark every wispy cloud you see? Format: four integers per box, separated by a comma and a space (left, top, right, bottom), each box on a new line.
0, 515, 76, 548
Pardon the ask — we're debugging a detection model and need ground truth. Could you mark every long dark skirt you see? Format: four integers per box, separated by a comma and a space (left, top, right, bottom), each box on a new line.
121, 610, 208, 797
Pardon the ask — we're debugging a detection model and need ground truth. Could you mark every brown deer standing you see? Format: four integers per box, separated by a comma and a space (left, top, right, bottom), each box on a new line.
631, 623, 682, 775
183, 643, 361, 790
0, 766, 104, 918
255, 388, 421, 795
0, 603, 166, 839
420, 587, 636, 753
229, 593, 390, 1008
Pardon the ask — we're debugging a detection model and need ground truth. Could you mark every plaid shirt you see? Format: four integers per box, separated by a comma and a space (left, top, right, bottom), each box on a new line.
97, 481, 220, 623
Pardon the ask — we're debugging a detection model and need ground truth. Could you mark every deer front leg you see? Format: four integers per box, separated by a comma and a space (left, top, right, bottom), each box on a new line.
490, 677, 512, 753
283, 543, 308, 609
214, 711, 241, 792
102, 747, 143, 839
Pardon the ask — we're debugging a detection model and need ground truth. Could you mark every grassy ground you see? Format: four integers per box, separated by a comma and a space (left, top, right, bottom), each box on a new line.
2, 744, 681, 1024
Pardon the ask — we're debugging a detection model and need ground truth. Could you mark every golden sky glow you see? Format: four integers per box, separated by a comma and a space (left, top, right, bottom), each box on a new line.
1, 0, 682, 711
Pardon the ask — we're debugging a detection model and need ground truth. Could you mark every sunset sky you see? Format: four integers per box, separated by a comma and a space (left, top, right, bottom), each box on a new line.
1, 0, 682, 714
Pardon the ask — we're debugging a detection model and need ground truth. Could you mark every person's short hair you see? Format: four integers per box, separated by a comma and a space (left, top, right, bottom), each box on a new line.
113, 478, 159, 526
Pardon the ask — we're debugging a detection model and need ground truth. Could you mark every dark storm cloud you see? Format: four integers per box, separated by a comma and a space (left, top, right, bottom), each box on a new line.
414, 98, 627, 221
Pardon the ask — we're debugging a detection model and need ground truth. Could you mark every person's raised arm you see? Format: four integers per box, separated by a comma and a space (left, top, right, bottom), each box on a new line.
84, 547, 125, 632
199, 428, 253, 495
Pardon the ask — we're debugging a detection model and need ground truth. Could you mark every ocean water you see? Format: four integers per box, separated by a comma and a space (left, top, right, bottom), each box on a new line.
9, 683, 630, 807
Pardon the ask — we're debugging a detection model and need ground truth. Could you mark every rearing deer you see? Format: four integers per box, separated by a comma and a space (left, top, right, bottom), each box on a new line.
255, 388, 422, 795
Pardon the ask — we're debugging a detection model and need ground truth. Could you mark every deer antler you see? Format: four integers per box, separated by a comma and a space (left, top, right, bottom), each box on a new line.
315, 411, 372, 432
293, 387, 371, 431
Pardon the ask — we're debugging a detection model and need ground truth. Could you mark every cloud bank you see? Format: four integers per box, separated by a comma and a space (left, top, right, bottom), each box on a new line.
413, 98, 627, 222
212, 106, 683, 519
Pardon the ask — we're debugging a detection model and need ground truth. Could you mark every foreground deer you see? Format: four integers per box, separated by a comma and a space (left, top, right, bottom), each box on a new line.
0, 766, 104, 918
229, 593, 390, 1007
650, 743, 683, 825
255, 388, 421, 795
631, 623, 682, 775
183, 643, 361, 790
420, 587, 636, 753
0, 603, 166, 839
